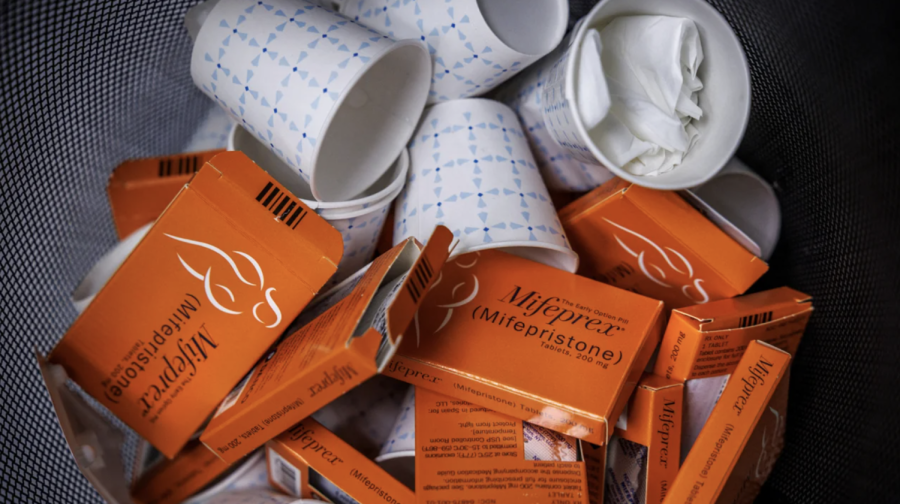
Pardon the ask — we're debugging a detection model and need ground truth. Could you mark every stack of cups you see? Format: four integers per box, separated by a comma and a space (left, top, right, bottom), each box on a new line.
189, 0, 432, 286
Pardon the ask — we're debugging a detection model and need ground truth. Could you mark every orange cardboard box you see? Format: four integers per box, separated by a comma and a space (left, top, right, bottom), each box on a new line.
200, 228, 454, 464
107, 150, 224, 239
654, 287, 813, 383
130, 440, 229, 504
266, 419, 415, 504
385, 250, 665, 446
559, 178, 769, 310
47, 152, 342, 458
663, 341, 791, 504
607, 373, 683, 504
416, 388, 591, 503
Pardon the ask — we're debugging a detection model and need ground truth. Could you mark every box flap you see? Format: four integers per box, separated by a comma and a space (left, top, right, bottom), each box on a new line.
674, 286, 812, 331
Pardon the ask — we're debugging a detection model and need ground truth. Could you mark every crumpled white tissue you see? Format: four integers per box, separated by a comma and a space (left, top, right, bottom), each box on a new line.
577, 16, 704, 177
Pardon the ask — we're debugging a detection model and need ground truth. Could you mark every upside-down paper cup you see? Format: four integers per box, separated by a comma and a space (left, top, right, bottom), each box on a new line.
339, 0, 567, 103
690, 158, 781, 260
394, 98, 578, 273
191, 0, 430, 201
495, 62, 614, 192
502, 0, 751, 190
229, 123, 403, 286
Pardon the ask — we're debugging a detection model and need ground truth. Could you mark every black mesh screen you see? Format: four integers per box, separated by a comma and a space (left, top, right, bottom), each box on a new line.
2, 0, 898, 502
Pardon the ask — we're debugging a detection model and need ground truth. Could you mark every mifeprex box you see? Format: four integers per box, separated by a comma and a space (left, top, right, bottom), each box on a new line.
607, 373, 683, 504
559, 178, 769, 310
266, 419, 415, 504
415, 388, 593, 504
200, 228, 453, 464
386, 250, 665, 446
47, 152, 343, 458
663, 341, 791, 504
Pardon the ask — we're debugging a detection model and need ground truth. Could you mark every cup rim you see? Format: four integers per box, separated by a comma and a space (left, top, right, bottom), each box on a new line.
317, 171, 404, 220
229, 123, 409, 214
563, 0, 751, 190
309, 38, 430, 201
374, 450, 415, 463
460, 241, 579, 273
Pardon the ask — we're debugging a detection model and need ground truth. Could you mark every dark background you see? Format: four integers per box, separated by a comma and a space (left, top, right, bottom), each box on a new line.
2, 0, 899, 501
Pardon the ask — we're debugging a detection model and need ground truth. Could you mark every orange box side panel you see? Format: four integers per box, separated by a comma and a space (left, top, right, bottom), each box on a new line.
416, 388, 589, 503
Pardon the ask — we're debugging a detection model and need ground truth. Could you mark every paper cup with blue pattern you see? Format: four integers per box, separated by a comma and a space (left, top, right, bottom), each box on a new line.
229, 123, 405, 286
339, 0, 567, 103
495, 56, 614, 192
502, 0, 751, 190
191, 0, 430, 201
394, 98, 578, 273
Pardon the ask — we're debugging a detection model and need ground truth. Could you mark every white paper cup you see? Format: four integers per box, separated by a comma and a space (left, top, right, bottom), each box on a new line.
495, 61, 615, 192
191, 0, 430, 202
394, 98, 578, 272
339, 0, 568, 104
184, 104, 236, 153
504, 0, 750, 190
71, 224, 151, 314
184, 451, 270, 504
692, 158, 781, 260
228, 123, 402, 286
228, 123, 408, 217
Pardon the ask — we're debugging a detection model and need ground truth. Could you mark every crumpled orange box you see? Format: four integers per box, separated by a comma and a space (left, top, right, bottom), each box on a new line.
559, 178, 769, 310
48, 152, 342, 458
199, 228, 453, 464
385, 250, 664, 446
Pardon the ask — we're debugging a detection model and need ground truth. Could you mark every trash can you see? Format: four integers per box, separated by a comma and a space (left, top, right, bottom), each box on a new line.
1, 0, 897, 502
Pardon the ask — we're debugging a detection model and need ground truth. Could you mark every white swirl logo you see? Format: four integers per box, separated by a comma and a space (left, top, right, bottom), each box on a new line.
603, 218, 709, 304
166, 234, 282, 328
413, 253, 481, 347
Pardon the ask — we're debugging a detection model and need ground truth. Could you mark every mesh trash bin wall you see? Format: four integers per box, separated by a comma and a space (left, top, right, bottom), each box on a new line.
1, 0, 899, 502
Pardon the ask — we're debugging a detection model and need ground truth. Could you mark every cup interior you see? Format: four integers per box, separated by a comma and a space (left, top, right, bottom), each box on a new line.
692, 164, 781, 260
312, 41, 430, 202
230, 124, 408, 213
580, 0, 751, 189
476, 0, 568, 55
71, 224, 151, 313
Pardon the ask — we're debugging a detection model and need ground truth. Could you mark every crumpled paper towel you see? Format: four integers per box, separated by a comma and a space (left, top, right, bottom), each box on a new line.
578, 16, 704, 177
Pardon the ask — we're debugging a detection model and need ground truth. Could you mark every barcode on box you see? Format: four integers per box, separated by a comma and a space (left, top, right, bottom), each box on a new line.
256, 181, 307, 230
158, 154, 202, 177
739, 311, 774, 328
405, 255, 434, 304
267, 448, 301, 497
